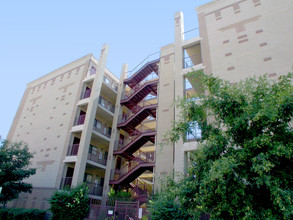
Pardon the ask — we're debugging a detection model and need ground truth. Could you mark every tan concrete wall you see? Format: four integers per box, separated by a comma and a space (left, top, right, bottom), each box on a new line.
7, 54, 92, 188
197, 0, 293, 81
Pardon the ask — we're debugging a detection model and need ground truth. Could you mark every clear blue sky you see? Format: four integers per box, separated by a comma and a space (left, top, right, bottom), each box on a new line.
0, 0, 209, 139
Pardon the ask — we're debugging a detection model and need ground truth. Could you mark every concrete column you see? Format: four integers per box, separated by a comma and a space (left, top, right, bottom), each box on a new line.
174, 11, 185, 176
71, 44, 109, 187
102, 63, 128, 204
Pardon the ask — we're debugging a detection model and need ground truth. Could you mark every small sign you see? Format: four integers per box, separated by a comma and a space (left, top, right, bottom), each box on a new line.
0, 187, 2, 194
138, 208, 142, 219
108, 210, 113, 215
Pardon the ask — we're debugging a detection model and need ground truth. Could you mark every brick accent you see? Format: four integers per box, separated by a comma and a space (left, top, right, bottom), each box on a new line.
239, 39, 248, 43
256, 29, 263, 34
268, 73, 276, 77
163, 83, 170, 87
227, 66, 235, 71
225, 52, 232, 57
264, 57, 272, 62
259, 42, 267, 47
163, 109, 169, 112
223, 40, 230, 44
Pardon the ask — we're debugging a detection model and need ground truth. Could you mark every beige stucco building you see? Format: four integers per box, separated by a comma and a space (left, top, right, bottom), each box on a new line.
6, 0, 293, 216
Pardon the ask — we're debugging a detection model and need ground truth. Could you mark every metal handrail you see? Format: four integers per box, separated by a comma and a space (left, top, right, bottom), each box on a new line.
126, 52, 160, 78
183, 53, 202, 68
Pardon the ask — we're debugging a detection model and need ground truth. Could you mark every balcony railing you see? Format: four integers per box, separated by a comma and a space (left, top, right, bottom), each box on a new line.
87, 153, 107, 166
67, 144, 79, 156
98, 97, 115, 113
86, 182, 103, 197
182, 27, 199, 41
59, 177, 73, 189
121, 75, 158, 101
93, 123, 112, 138
126, 52, 160, 78
183, 53, 202, 69
81, 88, 91, 99
75, 114, 86, 126
103, 74, 118, 91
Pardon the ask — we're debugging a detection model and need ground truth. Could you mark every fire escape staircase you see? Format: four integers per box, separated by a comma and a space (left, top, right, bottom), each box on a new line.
124, 59, 159, 88
121, 79, 159, 110
129, 182, 149, 205
114, 130, 156, 160
111, 57, 159, 189
109, 160, 155, 186
117, 104, 157, 134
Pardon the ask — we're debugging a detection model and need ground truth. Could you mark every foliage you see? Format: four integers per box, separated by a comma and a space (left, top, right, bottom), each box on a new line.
148, 176, 190, 220
49, 185, 90, 220
0, 141, 36, 205
0, 207, 46, 220
107, 188, 132, 206
166, 71, 293, 219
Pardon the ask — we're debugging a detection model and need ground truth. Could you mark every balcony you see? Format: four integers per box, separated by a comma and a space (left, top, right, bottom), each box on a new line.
86, 182, 103, 197
121, 79, 159, 110
59, 177, 73, 189
98, 96, 115, 113
81, 88, 91, 100
74, 114, 86, 126
93, 120, 112, 139
67, 144, 79, 156
103, 74, 118, 92
87, 152, 107, 166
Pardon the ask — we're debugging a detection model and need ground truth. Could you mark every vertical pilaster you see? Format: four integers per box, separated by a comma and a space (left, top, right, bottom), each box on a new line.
174, 12, 185, 176
102, 63, 128, 204
71, 44, 109, 187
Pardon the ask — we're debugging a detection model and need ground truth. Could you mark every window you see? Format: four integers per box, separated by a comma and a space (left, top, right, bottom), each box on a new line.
99, 97, 106, 107
99, 152, 103, 160
84, 173, 93, 183
186, 121, 202, 140
104, 76, 110, 84
89, 145, 97, 155
94, 119, 102, 129
90, 66, 96, 75
108, 127, 112, 136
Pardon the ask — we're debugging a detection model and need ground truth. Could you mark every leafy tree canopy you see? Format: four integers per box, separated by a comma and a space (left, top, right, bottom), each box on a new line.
166, 71, 293, 219
0, 141, 36, 205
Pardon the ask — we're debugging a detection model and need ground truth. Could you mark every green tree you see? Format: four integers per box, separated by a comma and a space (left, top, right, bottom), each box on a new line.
148, 176, 190, 220
0, 141, 36, 206
167, 71, 293, 219
49, 185, 90, 220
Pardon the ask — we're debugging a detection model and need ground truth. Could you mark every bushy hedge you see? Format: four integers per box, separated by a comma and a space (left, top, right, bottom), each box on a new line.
0, 207, 46, 220
49, 185, 90, 220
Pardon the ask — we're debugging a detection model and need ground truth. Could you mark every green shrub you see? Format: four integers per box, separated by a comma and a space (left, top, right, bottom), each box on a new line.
0, 207, 46, 220
49, 185, 90, 220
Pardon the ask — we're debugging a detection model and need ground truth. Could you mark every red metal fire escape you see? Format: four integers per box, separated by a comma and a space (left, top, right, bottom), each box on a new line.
110, 58, 159, 200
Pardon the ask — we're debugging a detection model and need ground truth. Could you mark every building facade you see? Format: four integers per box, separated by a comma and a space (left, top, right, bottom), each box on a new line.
6, 0, 293, 216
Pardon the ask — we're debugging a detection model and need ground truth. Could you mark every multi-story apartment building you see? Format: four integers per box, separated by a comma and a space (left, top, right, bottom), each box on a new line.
6, 0, 293, 217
